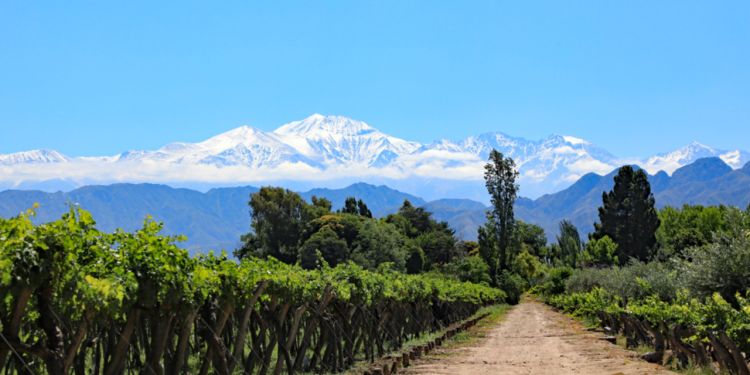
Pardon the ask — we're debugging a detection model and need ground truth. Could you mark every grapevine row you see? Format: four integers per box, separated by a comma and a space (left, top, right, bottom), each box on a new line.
546, 288, 750, 373
0, 207, 504, 374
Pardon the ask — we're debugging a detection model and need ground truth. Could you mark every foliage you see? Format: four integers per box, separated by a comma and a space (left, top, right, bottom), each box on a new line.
0, 208, 504, 375
405, 242, 426, 274
238, 186, 313, 262
512, 249, 545, 284
556, 220, 582, 266
579, 235, 618, 268
416, 224, 459, 268
478, 214, 500, 285
497, 270, 526, 305
350, 219, 410, 271
535, 266, 573, 296
441, 255, 492, 285
387, 200, 461, 269
656, 204, 731, 259
564, 261, 678, 303
679, 209, 750, 305
340, 196, 372, 218
593, 166, 660, 263
298, 226, 349, 269
484, 149, 519, 272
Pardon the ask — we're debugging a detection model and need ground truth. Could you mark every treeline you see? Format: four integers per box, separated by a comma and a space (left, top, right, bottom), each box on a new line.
0, 206, 502, 375
236, 186, 491, 283
235, 152, 572, 306
531, 163, 750, 372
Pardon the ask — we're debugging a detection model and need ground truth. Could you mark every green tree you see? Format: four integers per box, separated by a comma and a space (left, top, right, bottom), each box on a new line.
478, 213, 499, 284
298, 227, 349, 269
579, 236, 618, 268
556, 220, 582, 266
593, 166, 660, 263
342, 197, 359, 215
388, 200, 433, 237
405, 242, 426, 274
416, 224, 458, 267
357, 199, 373, 218
238, 187, 309, 263
442, 255, 492, 285
483, 150, 519, 273
513, 221, 547, 258
656, 204, 729, 259
681, 209, 750, 305
350, 220, 409, 271
310, 195, 333, 211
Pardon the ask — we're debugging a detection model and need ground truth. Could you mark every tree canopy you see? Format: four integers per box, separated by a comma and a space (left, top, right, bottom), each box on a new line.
593, 166, 660, 263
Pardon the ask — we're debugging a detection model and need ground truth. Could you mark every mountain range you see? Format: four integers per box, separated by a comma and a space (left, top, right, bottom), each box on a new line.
1, 114, 748, 200
1, 157, 748, 252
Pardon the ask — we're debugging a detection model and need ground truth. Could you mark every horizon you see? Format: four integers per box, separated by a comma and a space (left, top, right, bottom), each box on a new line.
2, 1, 750, 157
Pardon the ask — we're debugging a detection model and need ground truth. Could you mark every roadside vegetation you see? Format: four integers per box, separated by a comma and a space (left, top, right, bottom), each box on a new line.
532, 166, 750, 373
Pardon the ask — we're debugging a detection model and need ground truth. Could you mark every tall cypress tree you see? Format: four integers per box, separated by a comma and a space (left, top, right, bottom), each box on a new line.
483, 149, 519, 272
593, 166, 660, 263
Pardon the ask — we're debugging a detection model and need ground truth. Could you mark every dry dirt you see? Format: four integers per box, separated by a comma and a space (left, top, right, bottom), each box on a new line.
402, 300, 676, 375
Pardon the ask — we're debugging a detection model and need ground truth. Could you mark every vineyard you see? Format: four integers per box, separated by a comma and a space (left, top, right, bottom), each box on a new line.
546, 288, 750, 373
0, 207, 503, 375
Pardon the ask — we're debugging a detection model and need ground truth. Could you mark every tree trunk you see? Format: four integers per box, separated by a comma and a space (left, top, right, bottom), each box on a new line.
0, 287, 32, 366
169, 310, 197, 374
105, 307, 142, 375
37, 283, 66, 375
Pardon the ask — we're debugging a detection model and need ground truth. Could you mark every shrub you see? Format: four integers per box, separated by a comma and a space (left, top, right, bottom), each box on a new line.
441, 255, 492, 285
497, 270, 527, 305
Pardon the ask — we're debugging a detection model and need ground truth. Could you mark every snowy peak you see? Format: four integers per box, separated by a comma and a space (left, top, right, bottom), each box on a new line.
0, 149, 69, 165
643, 141, 750, 173
274, 114, 377, 138
273, 114, 420, 166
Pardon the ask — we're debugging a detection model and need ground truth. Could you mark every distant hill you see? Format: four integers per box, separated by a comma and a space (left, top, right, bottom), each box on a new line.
0, 183, 423, 252
2, 157, 749, 250
514, 158, 750, 240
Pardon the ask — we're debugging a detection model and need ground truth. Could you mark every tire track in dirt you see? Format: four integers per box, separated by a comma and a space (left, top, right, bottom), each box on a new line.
402, 300, 675, 375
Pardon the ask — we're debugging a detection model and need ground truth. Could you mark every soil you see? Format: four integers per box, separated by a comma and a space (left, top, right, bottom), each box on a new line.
402, 300, 676, 374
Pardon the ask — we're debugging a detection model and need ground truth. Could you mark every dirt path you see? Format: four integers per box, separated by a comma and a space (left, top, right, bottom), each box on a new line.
403, 300, 675, 375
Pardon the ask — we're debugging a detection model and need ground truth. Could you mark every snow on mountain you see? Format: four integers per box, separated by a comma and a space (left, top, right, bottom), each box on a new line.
117, 125, 315, 168
0, 149, 69, 165
642, 141, 750, 174
419, 133, 619, 196
0, 115, 748, 198
273, 114, 421, 166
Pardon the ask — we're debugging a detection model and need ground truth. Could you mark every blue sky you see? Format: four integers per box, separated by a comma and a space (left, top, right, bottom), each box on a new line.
1, 1, 749, 157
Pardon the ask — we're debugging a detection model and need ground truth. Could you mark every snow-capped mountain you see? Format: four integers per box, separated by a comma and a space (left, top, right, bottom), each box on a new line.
273, 114, 421, 167
117, 126, 315, 168
642, 141, 750, 174
0, 114, 747, 198
0, 149, 69, 165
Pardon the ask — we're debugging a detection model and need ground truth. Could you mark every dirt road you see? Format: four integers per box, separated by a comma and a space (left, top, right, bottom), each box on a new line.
403, 300, 675, 375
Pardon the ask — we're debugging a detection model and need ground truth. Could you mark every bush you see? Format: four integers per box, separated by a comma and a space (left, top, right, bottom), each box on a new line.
441, 255, 492, 285
679, 211, 750, 304
579, 235, 618, 267
536, 266, 573, 296
565, 261, 678, 302
497, 270, 527, 305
